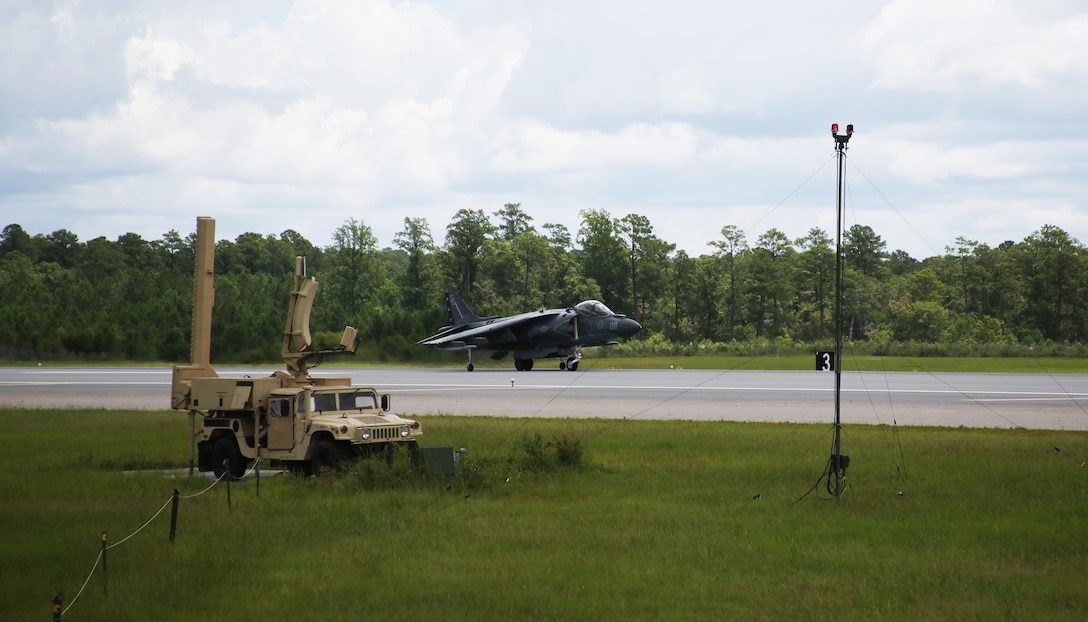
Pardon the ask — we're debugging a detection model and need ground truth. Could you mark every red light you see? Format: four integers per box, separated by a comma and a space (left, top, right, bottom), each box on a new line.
832, 123, 839, 133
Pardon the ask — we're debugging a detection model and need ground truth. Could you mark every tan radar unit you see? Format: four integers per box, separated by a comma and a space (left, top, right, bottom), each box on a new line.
171, 217, 421, 478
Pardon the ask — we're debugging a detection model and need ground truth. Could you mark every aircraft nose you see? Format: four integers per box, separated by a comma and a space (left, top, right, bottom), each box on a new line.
620, 318, 642, 337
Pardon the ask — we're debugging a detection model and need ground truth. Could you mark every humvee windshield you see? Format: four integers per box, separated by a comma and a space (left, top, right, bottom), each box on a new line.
310, 390, 378, 412
339, 390, 377, 411
311, 392, 337, 412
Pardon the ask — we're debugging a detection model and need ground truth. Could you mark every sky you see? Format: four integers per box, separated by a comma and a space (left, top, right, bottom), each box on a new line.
2, 0, 1087, 261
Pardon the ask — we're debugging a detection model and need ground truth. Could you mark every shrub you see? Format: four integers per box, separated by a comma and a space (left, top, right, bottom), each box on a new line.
345, 443, 420, 490
511, 432, 584, 473
553, 433, 584, 468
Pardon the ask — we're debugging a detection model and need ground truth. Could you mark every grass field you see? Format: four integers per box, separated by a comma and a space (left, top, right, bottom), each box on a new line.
2, 409, 1087, 621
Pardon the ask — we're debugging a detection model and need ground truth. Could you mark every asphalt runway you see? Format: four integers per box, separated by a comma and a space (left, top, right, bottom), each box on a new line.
3, 365, 1088, 430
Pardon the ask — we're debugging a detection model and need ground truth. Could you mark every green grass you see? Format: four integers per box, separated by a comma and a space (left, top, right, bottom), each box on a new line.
2, 410, 1086, 621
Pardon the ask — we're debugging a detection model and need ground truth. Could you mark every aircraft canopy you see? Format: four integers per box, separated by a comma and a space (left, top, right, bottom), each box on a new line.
574, 300, 615, 318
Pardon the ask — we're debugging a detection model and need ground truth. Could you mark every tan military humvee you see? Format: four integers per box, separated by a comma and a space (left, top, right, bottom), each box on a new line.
171, 217, 421, 478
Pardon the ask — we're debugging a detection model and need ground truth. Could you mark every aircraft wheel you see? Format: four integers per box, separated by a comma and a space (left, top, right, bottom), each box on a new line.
525, 359, 534, 371
467, 363, 474, 371
568, 361, 579, 371
559, 361, 566, 370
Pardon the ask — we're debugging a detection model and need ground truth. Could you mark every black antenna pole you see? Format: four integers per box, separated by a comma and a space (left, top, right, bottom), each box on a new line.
831, 123, 854, 503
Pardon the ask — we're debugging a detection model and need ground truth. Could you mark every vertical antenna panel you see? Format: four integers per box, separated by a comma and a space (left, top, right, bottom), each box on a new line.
190, 216, 216, 367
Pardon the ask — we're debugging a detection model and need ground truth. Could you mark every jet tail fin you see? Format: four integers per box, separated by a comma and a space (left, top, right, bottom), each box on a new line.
445, 287, 483, 326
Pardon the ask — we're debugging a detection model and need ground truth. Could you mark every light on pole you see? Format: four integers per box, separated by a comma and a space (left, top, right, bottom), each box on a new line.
830, 122, 854, 502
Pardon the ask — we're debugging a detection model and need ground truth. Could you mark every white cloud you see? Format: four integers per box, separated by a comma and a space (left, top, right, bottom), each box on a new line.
0, 0, 1086, 263
863, 0, 1088, 91
125, 30, 195, 83
17, 0, 525, 193
488, 121, 698, 173
869, 137, 1087, 186
50, 2, 77, 42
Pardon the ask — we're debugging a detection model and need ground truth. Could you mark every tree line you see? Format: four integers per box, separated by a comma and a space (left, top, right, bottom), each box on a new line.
1, 205, 1085, 363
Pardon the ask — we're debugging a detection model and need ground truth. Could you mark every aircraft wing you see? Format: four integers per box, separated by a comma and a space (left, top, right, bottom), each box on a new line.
418, 310, 564, 348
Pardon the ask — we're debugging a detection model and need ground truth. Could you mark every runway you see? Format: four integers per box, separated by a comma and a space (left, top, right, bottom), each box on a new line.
3, 365, 1088, 430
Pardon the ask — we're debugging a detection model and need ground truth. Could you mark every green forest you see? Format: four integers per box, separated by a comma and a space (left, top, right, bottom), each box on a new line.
1, 203, 1086, 363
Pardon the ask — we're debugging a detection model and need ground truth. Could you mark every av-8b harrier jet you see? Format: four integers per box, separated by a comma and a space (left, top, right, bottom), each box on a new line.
418, 288, 642, 371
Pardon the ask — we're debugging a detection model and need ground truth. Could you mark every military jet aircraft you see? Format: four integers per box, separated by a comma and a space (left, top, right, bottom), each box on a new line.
418, 287, 642, 371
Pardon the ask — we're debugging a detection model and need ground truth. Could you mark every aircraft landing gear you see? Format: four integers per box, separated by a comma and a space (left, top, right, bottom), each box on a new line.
466, 348, 474, 371
565, 349, 582, 371
514, 358, 534, 371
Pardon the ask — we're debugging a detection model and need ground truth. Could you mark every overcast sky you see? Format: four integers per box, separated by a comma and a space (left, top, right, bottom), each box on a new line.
2, 0, 1086, 260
